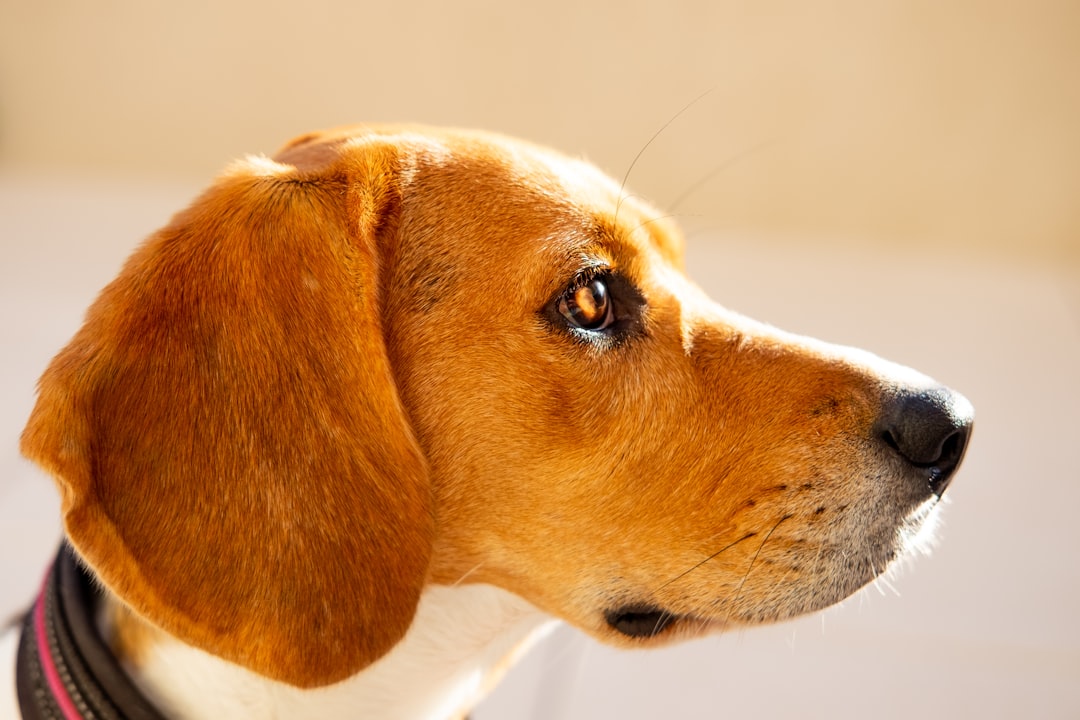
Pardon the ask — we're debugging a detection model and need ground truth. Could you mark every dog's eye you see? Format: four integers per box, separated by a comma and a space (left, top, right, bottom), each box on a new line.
558, 278, 613, 331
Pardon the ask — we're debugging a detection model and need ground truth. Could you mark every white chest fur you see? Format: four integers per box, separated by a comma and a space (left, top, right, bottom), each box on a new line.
120, 583, 556, 720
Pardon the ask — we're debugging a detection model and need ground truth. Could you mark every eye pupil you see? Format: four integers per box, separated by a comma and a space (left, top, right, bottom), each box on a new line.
574, 281, 605, 317
560, 278, 611, 330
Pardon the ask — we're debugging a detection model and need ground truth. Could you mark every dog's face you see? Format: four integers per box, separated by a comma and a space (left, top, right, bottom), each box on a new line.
360, 129, 972, 646
22, 126, 972, 688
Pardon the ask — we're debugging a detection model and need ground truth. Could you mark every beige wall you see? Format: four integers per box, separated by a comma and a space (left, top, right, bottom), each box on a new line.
1, 0, 1076, 263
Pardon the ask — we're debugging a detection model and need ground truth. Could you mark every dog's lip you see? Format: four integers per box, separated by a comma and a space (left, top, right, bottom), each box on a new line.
603, 605, 727, 639
605, 605, 676, 638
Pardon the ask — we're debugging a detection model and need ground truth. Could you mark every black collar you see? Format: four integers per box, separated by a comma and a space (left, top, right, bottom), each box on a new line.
16, 543, 167, 720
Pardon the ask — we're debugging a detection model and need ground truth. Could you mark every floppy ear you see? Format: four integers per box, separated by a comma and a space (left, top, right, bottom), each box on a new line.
20, 135, 433, 688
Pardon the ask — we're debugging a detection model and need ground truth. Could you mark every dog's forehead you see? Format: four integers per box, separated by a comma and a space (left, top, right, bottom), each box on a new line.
407, 131, 685, 270
498, 138, 686, 272
406, 131, 617, 207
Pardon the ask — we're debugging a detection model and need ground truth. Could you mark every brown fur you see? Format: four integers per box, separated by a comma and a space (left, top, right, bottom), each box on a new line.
22, 125, 947, 689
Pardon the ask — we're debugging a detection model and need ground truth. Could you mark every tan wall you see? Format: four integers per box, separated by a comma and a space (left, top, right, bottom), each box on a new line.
1, 0, 1076, 263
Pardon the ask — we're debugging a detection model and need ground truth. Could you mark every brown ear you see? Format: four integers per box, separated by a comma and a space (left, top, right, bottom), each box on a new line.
20, 135, 433, 688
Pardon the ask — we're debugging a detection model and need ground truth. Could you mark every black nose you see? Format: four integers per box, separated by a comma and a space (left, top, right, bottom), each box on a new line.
875, 386, 973, 497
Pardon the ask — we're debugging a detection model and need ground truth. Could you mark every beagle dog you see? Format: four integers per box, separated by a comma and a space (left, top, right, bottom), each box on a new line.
2, 125, 973, 720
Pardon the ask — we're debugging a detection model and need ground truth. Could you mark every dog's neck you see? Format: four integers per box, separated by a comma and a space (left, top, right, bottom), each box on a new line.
104, 584, 556, 720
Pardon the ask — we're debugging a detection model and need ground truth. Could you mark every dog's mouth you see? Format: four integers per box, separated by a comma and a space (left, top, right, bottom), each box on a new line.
599, 481, 955, 644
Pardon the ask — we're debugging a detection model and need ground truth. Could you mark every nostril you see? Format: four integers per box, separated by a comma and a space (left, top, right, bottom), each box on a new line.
879, 427, 903, 456
937, 428, 966, 468
876, 386, 974, 497
920, 423, 970, 496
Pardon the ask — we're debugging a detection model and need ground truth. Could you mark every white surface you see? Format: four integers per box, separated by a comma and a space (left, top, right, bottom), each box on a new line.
2, 174, 1078, 718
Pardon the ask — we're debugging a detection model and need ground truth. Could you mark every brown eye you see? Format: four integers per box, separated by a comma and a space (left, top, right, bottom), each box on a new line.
558, 278, 613, 330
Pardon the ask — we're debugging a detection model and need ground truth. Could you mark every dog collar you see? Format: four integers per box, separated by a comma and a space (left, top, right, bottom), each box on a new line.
16, 543, 167, 720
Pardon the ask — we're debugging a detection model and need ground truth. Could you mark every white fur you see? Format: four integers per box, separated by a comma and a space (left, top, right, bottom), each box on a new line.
114, 583, 556, 720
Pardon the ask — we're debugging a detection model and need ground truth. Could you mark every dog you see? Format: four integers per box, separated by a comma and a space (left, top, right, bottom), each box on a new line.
1, 125, 972, 719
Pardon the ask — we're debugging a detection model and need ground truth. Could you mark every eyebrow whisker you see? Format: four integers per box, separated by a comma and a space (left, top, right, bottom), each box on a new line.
614, 88, 715, 225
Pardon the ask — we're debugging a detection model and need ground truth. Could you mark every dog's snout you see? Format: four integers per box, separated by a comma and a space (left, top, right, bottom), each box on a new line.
875, 386, 973, 497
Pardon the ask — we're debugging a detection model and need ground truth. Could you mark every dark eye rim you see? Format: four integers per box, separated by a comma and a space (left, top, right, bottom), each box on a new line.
541, 267, 647, 346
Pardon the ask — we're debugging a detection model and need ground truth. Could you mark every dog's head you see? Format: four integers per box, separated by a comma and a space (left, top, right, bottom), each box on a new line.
21, 126, 972, 688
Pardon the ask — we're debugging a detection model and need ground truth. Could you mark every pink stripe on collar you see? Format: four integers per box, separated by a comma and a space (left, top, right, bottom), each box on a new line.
33, 579, 84, 720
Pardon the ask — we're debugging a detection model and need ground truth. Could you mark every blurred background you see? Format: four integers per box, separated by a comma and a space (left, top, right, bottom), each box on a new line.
1, 1, 1077, 717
